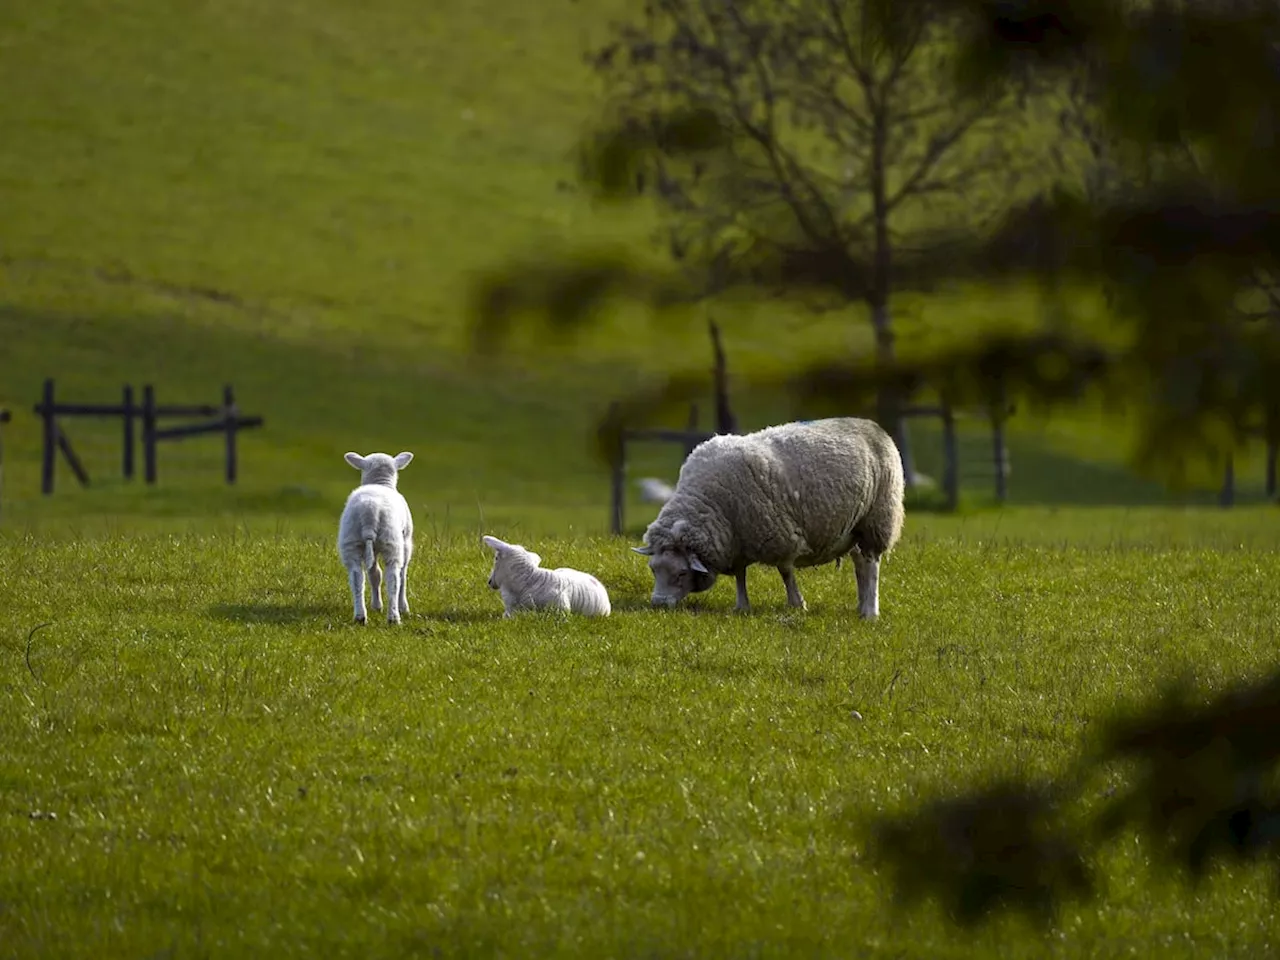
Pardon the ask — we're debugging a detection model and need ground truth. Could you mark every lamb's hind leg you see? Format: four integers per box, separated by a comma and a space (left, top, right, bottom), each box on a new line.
348, 566, 368, 624
853, 550, 881, 620
368, 559, 383, 612
383, 560, 403, 625
779, 564, 807, 610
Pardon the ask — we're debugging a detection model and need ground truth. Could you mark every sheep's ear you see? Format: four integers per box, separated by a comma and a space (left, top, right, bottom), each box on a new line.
344, 452, 367, 470
393, 451, 414, 469
527, 551, 542, 566
631, 545, 654, 556
689, 554, 709, 574
671, 519, 688, 538
482, 535, 508, 552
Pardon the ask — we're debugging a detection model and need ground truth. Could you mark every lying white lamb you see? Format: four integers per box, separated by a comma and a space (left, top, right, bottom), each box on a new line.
632, 417, 904, 618
482, 535, 611, 617
337, 451, 415, 625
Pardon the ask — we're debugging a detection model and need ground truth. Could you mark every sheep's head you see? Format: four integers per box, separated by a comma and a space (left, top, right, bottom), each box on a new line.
345, 451, 414, 487
482, 535, 541, 589
632, 519, 717, 607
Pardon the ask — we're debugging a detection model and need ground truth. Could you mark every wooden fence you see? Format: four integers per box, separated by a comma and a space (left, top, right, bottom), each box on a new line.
33, 378, 264, 495
607, 402, 1012, 535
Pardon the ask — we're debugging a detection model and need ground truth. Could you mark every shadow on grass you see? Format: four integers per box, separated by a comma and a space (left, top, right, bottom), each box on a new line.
208, 602, 335, 624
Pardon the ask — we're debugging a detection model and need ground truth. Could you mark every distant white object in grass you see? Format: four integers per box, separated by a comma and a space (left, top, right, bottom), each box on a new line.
636, 477, 675, 504
482, 534, 611, 618
337, 451, 415, 625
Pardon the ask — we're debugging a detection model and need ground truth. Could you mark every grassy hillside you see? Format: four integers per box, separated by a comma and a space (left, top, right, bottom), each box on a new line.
0, 0, 1274, 533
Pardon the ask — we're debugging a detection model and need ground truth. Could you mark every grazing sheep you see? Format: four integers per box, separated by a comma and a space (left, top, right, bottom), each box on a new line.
632, 417, 904, 618
337, 451, 415, 624
482, 535, 611, 617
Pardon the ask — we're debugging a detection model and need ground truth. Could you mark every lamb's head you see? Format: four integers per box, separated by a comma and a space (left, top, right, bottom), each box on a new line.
632, 519, 718, 607
345, 451, 414, 487
482, 535, 542, 589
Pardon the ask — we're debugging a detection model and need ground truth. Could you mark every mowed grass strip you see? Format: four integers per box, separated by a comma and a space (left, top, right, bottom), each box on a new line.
2, 525, 1279, 957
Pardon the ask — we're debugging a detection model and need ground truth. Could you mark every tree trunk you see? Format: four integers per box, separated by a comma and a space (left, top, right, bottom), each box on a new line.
869, 95, 917, 489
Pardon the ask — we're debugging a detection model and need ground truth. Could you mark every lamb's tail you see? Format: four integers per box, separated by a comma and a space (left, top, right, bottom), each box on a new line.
361, 529, 376, 569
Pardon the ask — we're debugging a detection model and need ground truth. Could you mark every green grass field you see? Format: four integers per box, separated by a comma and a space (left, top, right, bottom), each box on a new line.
2, 0, 1280, 955
3, 514, 1280, 958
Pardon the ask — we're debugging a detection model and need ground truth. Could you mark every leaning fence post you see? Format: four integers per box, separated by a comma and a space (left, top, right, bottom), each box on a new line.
39, 377, 56, 495
122, 384, 135, 481
223, 384, 238, 485
143, 384, 157, 485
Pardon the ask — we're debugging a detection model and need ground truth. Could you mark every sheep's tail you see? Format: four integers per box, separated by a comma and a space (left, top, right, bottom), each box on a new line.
361, 528, 376, 569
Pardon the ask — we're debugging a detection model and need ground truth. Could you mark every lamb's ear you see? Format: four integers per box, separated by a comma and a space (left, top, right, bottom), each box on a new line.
481, 535, 508, 552
527, 551, 542, 566
344, 452, 367, 470
631, 545, 654, 556
393, 451, 414, 469
689, 554, 709, 574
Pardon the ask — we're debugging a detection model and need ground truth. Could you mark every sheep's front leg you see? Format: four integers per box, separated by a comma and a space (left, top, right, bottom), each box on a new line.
853, 551, 880, 620
368, 560, 383, 612
734, 569, 751, 613
779, 564, 807, 610
383, 561, 403, 624
349, 566, 368, 624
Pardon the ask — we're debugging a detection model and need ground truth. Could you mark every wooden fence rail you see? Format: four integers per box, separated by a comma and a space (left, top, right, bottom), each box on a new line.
606, 402, 1010, 535
33, 378, 263, 495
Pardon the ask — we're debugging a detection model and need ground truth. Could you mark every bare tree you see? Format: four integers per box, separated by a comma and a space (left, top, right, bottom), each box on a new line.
588, 0, 1043, 485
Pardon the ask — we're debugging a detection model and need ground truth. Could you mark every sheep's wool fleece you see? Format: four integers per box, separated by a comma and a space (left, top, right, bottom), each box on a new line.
644, 417, 904, 571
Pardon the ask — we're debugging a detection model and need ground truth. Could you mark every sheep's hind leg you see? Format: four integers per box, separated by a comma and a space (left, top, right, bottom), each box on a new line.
383, 562, 403, 624
853, 550, 880, 619
734, 569, 751, 614
349, 566, 368, 624
779, 564, 807, 610
368, 559, 383, 612
398, 553, 411, 615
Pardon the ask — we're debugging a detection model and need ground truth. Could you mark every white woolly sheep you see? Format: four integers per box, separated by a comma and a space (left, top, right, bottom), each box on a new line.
337, 451, 415, 625
632, 417, 904, 618
482, 535, 612, 617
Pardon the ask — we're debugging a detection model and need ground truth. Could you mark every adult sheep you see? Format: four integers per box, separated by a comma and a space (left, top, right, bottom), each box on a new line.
632, 417, 904, 618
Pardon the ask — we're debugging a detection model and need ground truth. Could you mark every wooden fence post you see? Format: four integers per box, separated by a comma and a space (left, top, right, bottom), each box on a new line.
992, 417, 1008, 505
223, 384, 238, 485
609, 404, 625, 536
942, 403, 959, 511
0, 408, 10, 520
143, 384, 157, 485
122, 384, 135, 481
40, 378, 56, 495
1267, 437, 1277, 500
682, 405, 700, 460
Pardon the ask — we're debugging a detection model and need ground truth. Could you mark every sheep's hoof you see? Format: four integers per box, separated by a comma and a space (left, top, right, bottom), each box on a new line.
354, 615, 366, 625
734, 605, 752, 615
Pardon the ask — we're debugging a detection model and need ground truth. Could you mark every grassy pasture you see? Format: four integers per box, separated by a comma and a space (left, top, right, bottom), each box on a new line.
3, 513, 1280, 957
2, 1, 1280, 954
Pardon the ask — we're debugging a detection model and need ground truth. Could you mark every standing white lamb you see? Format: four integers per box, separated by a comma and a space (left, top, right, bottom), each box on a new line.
632, 417, 904, 618
482, 535, 612, 617
337, 451, 415, 625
